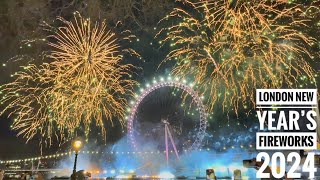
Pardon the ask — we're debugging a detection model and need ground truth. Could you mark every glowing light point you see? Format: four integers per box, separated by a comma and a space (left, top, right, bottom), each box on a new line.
158, 172, 175, 179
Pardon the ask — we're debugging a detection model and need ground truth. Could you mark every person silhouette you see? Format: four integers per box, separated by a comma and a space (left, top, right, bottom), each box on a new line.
0, 170, 4, 180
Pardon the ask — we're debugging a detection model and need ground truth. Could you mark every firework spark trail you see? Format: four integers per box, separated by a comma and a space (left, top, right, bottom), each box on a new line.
0, 13, 138, 145
0, 64, 56, 143
158, 0, 317, 114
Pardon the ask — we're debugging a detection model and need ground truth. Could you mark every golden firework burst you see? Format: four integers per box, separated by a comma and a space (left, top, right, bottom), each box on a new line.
0, 13, 138, 144
158, 0, 317, 113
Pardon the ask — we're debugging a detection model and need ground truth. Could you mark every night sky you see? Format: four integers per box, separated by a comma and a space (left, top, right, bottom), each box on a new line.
0, 0, 319, 161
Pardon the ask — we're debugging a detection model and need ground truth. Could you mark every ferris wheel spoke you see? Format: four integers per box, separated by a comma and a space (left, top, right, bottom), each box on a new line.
165, 122, 169, 165
166, 123, 180, 160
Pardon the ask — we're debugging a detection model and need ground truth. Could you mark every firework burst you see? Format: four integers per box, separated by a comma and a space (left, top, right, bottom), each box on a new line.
158, 0, 317, 113
0, 13, 138, 144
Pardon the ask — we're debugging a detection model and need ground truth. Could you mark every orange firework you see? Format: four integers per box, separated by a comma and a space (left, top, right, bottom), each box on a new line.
158, 0, 317, 113
0, 13, 138, 145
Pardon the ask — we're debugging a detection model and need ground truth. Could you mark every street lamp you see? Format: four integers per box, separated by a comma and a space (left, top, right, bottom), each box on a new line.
71, 139, 83, 180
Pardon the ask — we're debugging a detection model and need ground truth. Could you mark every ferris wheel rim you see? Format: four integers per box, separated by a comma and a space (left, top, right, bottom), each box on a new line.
127, 78, 208, 151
